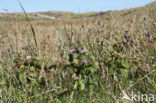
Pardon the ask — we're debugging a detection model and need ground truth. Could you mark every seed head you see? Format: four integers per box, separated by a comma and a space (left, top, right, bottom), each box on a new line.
26, 55, 31, 60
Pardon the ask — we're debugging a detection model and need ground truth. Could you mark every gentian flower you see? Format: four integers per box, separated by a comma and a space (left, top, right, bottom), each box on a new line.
70, 49, 76, 53
80, 49, 86, 54
65, 73, 70, 77
145, 32, 150, 38
74, 76, 79, 80
83, 60, 87, 64
65, 72, 74, 77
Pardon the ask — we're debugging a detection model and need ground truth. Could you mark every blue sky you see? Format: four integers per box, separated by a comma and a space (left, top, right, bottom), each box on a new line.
0, 0, 155, 13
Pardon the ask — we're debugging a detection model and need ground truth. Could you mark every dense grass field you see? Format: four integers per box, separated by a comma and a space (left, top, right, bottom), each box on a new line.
0, 2, 156, 103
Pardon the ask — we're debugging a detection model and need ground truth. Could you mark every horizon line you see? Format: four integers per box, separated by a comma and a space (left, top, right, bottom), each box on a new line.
0, 1, 152, 14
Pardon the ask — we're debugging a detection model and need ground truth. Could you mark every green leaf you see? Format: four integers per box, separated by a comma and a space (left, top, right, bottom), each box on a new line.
109, 68, 114, 75
121, 69, 128, 78
74, 81, 78, 89
56, 98, 65, 103
18, 0, 38, 49
19, 72, 26, 83
30, 66, 35, 71
79, 80, 85, 91
113, 73, 118, 81
110, 61, 117, 69
20, 65, 25, 69
73, 59, 78, 64
28, 76, 37, 83
86, 66, 97, 74
34, 57, 40, 61
94, 61, 99, 68
33, 86, 39, 103
121, 61, 130, 68
73, 53, 78, 59
108, 45, 114, 52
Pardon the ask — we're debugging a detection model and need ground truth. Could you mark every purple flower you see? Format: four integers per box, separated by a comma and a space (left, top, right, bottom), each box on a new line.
65, 73, 70, 77
80, 49, 86, 54
145, 32, 150, 38
65, 72, 74, 77
74, 76, 79, 80
70, 49, 76, 53
83, 60, 87, 64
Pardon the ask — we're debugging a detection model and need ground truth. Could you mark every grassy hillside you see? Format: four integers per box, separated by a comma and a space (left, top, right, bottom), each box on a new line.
0, 2, 156, 103
0, 1, 155, 21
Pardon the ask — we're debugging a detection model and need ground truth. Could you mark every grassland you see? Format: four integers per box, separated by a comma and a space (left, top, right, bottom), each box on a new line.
0, 2, 156, 103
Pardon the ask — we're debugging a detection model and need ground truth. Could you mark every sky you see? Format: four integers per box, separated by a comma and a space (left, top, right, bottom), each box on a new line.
0, 0, 155, 13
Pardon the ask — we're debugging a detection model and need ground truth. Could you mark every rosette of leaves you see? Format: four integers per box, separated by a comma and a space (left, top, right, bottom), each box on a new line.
66, 48, 100, 92
104, 45, 132, 81
16, 56, 42, 85
68, 48, 99, 76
